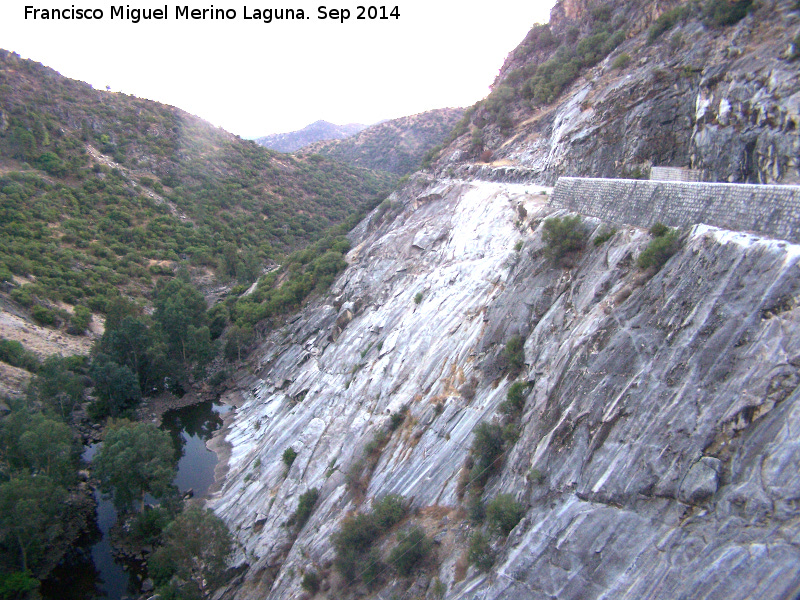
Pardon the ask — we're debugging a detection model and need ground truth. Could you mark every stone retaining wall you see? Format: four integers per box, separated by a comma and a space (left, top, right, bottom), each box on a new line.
549, 177, 800, 242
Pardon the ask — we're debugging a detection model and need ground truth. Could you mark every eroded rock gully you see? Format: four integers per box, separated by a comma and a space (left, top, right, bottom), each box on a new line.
208, 175, 800, 599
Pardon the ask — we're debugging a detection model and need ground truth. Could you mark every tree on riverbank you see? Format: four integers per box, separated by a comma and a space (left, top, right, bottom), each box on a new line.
94, 421, 177, 512
149, 506, 233, 598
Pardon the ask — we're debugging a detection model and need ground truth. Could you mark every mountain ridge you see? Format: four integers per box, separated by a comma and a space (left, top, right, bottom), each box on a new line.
253, 120, 368, 153
300, 108, 465, 176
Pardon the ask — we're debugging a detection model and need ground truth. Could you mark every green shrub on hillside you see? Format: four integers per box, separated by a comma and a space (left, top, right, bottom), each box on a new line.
290, 488, 319, 530
648, 5, 690, 42
704, 0, 754, 26
469, 422, 505, 489
542, 215, 588, 264
611, 53, 632, 69
0, 338, 40, 372
282, 447, 297, 470
486, 494, 524, 535
500, 381, 529, 416
503, 335, 526, 377
468, 531, 494, 571
638, 228, 681, 270
389, 527, 432, 576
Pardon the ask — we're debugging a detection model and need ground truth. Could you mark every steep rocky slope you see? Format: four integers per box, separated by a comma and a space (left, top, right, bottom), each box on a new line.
208, 171, 800, 599
206, 1, 800, 598
439, 0, 800, 184
254, 121, 368, 153
301, 108, 465, 176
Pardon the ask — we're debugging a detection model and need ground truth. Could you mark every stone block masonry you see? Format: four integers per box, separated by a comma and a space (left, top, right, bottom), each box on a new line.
549, 177, 800, 243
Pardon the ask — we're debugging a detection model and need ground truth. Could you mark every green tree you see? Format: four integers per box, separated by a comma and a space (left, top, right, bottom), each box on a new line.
153, 278, 209, 363
469, 422, 505, 488
0, 571, 40, 599
67, 305, 92, 335
90, 357, 142, 418
94, 421, 176, 512
503, 336, 525, 377
148, 506, 232, 598
388, 526, 431, 576
467, 531, 494, 571
224, 324, 253, 362
0, 474, 65, 572
16, 415, 76, 485
27, 355, 86, 420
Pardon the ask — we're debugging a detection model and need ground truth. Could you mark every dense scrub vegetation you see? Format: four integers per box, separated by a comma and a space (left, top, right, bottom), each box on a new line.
0, 50, 395, 320
330, 493, 436, 589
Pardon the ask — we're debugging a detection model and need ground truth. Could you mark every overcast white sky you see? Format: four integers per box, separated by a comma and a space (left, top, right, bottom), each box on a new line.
1, 1, 555, 137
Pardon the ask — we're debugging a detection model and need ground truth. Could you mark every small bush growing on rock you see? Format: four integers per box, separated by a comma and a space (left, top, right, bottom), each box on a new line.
333, 495, 410, 583
500, 381, 528, 416
290, 488, 319, 530
528, 468, 545, 484
389, 526, 432, 576
414, 292, 423, 304
334, 513, 381, 580
638, 229, 681, 271
611, 53, 631, 69
301, 570, 320, 593
361, 547, 384, 588
31, 304, 57, 326
67, 305, 92, 335
468, 531, 494, 571
282, 447, 298, 470
468, 496, 486, 523
649, 222, 670, 237
593, 226, 617, 246
469, 422, 505, 488
389, 406, 408, 431
542, 215, 588, 265
372, 494, 407, 529
704, 0, 753, 26
486, 494, 524, 535
648, 5, 689, 43
503, 335, 526, 377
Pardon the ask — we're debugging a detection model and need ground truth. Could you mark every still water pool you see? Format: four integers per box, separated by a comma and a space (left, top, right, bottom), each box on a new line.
41, 398, 228, 600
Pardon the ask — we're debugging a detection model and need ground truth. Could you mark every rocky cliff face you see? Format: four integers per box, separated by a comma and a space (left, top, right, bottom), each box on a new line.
441, 0, 800, 184
207, 1, 800, 597
208, 171, 800, 599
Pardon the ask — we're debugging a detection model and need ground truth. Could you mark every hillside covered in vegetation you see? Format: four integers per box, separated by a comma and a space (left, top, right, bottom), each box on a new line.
0, 49, 396, 326
301, 108, 464, 176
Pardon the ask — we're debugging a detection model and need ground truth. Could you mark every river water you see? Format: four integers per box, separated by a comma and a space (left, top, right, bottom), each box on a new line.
41, 399, 228, 600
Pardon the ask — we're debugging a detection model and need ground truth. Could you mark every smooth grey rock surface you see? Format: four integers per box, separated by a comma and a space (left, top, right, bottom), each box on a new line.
208, 174, 800, 600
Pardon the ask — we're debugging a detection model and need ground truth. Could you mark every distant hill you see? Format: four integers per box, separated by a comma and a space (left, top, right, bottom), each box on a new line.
253, 120, 368, 153
301, 108, 465, 176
